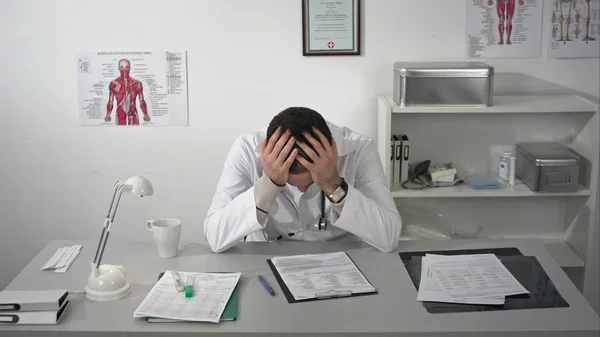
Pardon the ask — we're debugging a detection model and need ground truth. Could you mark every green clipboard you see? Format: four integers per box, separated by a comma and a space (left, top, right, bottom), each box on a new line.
146, 272, 239, 323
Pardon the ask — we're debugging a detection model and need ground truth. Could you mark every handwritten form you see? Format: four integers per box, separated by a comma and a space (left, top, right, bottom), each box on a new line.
133, 271, 241, 323
271, 252, 376, 301
417, 254, 528, 305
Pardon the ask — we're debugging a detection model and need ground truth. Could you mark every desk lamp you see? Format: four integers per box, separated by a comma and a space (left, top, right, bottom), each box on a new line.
85, 176, 154, 302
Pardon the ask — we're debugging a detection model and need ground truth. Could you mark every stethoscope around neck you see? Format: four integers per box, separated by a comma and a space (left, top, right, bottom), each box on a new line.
264, 190, 328, 243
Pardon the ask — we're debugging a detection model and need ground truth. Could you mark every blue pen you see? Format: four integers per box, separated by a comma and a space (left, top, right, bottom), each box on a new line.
258, 275, 275, 296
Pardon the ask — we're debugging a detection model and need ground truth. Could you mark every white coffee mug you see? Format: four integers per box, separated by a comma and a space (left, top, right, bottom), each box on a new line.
146, 218, 181, 258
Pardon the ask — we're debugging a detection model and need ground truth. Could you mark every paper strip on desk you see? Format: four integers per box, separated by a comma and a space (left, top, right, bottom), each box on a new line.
133, 271, 241, 323
54, 246, 82, 273
41, 247, 68, 270
41, 245, 82, 272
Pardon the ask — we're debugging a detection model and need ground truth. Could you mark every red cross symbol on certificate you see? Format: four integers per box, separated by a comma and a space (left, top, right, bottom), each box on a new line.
327, 41, 335, 49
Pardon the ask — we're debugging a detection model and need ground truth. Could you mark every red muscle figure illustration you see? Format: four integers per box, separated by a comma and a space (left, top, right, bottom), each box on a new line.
105, 59, 150, 125
489, 0, 524, 45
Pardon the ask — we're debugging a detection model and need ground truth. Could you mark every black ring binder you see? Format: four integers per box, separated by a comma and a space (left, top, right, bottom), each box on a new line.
0, 314, 19, 323
0, 304, 20, 311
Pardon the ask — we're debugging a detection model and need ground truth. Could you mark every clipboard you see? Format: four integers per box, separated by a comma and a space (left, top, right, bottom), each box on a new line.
399, 247, 570, 313
267, 252, 378, 304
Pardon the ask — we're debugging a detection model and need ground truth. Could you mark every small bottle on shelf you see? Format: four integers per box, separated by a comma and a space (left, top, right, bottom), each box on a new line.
509, 155, 516, 186
498, 151, 512, 182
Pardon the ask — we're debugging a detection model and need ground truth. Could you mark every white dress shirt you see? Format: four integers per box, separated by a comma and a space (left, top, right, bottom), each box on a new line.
204, 122, 402, 253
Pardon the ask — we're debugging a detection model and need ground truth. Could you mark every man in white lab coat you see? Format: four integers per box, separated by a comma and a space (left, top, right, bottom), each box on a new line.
204, 107, 402, 253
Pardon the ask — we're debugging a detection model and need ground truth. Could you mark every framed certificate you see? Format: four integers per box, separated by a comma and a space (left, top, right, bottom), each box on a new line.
302, 0, 361, 56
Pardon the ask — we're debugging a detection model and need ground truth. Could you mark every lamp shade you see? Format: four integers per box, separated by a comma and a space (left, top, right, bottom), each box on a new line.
123, 176, 154, 196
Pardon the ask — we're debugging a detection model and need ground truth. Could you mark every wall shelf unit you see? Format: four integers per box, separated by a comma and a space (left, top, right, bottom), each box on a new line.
381, 94, 598, 114
377, 91, 599, 304
390, 180, 591, 198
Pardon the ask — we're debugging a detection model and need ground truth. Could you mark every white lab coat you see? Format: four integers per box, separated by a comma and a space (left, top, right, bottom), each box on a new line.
204, 122, 402, 253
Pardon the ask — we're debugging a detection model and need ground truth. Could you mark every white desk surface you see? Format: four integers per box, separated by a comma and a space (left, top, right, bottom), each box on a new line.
0, 239, 598, 337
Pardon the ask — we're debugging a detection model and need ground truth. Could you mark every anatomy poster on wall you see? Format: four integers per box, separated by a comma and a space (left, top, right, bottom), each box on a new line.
547, 0, 599, 58
466, 0, 543, 58
77, 51, 188, 126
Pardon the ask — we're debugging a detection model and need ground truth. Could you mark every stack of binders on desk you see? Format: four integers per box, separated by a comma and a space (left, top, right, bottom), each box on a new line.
416, 254, 529, 305
0, 289, 70, 324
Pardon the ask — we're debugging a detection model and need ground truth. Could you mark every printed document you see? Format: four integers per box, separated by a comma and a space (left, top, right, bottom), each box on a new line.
133, 271, 241, 323
416, 254, 528, 305
271, 252, 376, 301
417, 254, 505, 305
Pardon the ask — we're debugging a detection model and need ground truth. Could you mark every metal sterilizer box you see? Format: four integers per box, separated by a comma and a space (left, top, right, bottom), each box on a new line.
516, 142, 580, 193
393, 62, 494, 107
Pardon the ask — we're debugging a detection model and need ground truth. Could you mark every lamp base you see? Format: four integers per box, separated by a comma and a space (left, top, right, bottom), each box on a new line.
84, 263, 131, 302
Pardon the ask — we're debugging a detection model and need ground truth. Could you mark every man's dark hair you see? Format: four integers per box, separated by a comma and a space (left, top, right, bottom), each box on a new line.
266, 107, 332, 174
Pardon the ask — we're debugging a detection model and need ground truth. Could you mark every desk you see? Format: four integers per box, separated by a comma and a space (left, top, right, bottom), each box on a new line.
0, 239, 598, 337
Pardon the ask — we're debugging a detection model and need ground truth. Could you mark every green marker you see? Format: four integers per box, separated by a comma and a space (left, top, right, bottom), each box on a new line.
185, 276, 194, 298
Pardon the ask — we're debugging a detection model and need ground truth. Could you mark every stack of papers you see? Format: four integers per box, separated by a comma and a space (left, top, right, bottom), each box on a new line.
41, 245, 82, 273
416, 253, 529, 305
133, 271, 241, 323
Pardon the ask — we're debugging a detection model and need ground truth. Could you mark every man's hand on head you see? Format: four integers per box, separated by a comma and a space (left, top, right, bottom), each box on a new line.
260, 127, 298, 187
295, 127, 341, 195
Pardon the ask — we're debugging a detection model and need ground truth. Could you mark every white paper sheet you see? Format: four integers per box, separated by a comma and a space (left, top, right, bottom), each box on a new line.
417, 253, 529, 304
271, 252, 376, 301
417, 254, 505, 305
133, 271, 241, 323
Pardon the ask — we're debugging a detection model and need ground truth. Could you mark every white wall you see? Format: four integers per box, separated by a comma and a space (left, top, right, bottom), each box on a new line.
0, 0, 598, 290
